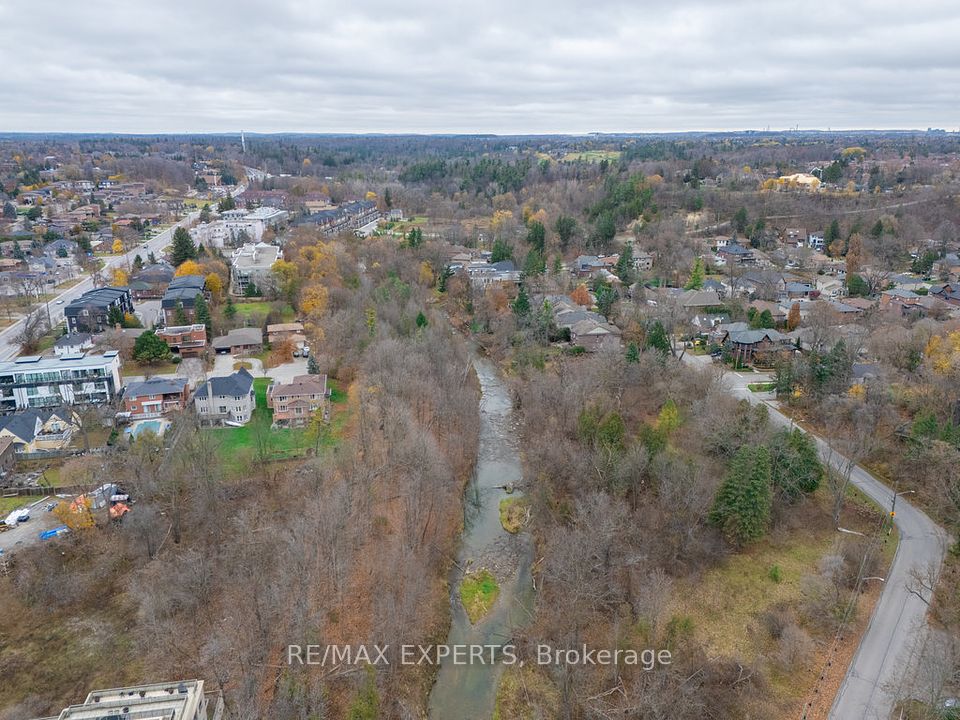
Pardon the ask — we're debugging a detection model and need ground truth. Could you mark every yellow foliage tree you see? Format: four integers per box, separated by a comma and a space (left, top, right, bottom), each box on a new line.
490, 210, 514, 234
418, 261, 434, 287
175, 260, 202, 277
300, 284, 328, 318
54, 496, 95, 531
365, 190, 377, 201
111, 238, 123, 254
925, 332, 960, 375
205, 272, 223, 299
111, 267, 129, 286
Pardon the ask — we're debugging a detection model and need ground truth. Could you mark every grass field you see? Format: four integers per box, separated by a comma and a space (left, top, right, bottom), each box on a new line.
209, 377, 348, 475
0, 495, 37, 516
121, 361, 179, 378
748, 382, 777, 392
231, 301, 296, 323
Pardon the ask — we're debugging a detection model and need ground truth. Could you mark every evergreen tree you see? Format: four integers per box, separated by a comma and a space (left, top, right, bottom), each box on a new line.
870, 218, 884, 238
194, 294, 212, 336
174, 302, 188, 326
2, 201, 15, 219
383, 188, 392, 208
107, 305, 124, 327
133, 330, 172, 364
709, 445, 772, 544
170, 227, 197, 266
595, 283, 616, 319
615, 243, 635, 283
490, 238, 514, 264
526, 221, 545, 252
217, 195, 236, 212
769, 429, 823, 501
645, 320, 671, 356
554, 215, 577, 249
224, 296, 237, 319
244, 281, 260, 298
733, 207, 749, 234
684, 257, 705, 290
406, 227, 423, 248
825, 219, 841, 245
415, 311, 428, 329
147, 251, 157, 265
133, 254, 144, 271
625, 341, 640, 363
307, 353, 321, 375
199, 204, 211, 223
523, 248, 545, 276
437, 266, 454, 292
511, 285, 531, 318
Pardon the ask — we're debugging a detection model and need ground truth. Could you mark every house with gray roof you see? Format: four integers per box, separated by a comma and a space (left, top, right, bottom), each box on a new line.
194, 368, 255, 426
211, 327, 264, 354
122, 377, 190, 419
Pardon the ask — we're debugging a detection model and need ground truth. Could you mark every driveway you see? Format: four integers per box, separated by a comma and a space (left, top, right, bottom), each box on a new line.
0, 497, 60, 557
682, 353, 949, 719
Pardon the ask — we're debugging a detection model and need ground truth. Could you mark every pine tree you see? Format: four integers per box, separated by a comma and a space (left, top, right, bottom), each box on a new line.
684, 257, 705, 290
645, 320, 671, 356
490, 238, 513, 264
709, 445, 772, 544
511, 285, 531, 318
415, 311, 428, 329
769, 429, 822, 501
625, 341, 640, 363
174, 302, 188, 326
224, 296, 237, 319
615, 243, 634, 283
170, 227, 197, 266
194, 294, 211, 336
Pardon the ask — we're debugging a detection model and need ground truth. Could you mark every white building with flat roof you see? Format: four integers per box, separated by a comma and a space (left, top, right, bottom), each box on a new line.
0, 351, 122, 411
230, 242, 281, 295
30, 679, 223, 720
191, 207, 289, 248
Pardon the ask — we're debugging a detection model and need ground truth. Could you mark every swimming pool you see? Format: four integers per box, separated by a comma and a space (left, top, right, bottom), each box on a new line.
125, 419, 170, 438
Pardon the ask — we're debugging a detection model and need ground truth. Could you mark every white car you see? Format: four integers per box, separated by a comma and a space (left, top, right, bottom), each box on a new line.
55, 299, 64, 304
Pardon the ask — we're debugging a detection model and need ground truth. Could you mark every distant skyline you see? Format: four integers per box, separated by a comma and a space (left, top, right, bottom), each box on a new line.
0, 0, 958, 135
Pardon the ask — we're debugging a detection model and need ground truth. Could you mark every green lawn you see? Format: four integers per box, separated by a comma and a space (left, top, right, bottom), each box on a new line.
748, 382, 776, 392
460, 569, 500, 624
231, 301, 296, 323
0, 495, 46, 516
208, 377, 347, 475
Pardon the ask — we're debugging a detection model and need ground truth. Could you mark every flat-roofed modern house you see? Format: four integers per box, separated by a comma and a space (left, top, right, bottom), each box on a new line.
0, 351, 122, 411
27, 679, 223, 720
64, 286, 134, 333
122, 377, 191, 419
157, 323, 207, 357
162, 274, 206, 324
194, 368, 255, 426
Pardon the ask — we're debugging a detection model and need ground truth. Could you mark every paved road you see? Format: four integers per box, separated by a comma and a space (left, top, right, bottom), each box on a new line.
682, 354, 949, 720
0, 183, 247, 362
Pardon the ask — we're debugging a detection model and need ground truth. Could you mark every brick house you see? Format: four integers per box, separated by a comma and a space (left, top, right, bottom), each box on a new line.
157, 324, 207, 357
266, 375, 330, 428
122, 377, 191, 419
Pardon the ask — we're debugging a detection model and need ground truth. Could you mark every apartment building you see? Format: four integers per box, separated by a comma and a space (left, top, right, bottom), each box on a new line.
230, 242, 280, 295
28, 679, 223, 720
64, 287, 134, 333
0, 351, 122, 411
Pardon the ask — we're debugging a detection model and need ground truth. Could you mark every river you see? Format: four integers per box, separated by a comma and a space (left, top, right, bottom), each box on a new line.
427, 356, 535, 719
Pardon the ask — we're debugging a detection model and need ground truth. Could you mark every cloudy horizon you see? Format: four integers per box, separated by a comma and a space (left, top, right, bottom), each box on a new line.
0, 0, 957, 135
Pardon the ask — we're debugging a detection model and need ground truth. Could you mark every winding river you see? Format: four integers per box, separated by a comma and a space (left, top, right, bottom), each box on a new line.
427, 357, 535, 719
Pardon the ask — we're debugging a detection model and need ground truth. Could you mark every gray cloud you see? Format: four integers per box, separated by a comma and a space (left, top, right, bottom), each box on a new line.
0, 0, 957, 133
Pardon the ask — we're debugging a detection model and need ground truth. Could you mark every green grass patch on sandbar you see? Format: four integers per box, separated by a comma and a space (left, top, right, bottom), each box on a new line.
460, 569, 500, 624
499, 497, 529, 534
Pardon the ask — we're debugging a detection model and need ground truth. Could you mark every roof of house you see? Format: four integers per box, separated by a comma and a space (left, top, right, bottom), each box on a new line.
123, 376, 189, 399
267, 322, 304, 333
728, 328, 788, 345
64, 286, 129, 312
211, 327, 264, 349
194, 368, 254, 399
270, 374, 328, 397
681, 289, 721, 308
54, 332, 93, 348
0, 407, 75, 444
162, 275, 205, 307
883, 288, 920, 299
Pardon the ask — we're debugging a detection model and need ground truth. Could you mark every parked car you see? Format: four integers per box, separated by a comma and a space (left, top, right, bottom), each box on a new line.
293, 349, 301, 358
301, 345, 310, 357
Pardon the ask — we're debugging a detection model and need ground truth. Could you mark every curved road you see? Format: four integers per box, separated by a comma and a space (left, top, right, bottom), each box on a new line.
682, 355, 949, 719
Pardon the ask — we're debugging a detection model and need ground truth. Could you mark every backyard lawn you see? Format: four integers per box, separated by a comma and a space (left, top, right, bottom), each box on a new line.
231, 301, 296, 323
209, 377, 348, 475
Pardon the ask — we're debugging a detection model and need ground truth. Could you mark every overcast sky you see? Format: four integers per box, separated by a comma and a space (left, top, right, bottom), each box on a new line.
0, 0, 957, 134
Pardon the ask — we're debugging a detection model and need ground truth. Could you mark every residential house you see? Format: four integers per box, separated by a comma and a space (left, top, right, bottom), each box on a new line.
465, 260, 522, 288
570, 319, 622, 352
634, 250, 654, 271
717, 243, 757, 266
0, 351, 122, 411
0, 407, 80, 453
230, 242, 281, 295
64, 287, 134, 333
299, 199, 381, 236
680, 289, 721, 310
880, 288, 923, 313
266, 322, 305, 346
129, 262, 175, 300
211, 327, 264, 354
929, 282, 960, 307
747, 299, 787, 324
808, 233, 825, 251
162, 274, 206, 324
194, 368, 256, 426
157, 324, 207, 357
0, 437, 15, 474
122, 377, 191, 419
723, 327, 792, 365
53, 333, 94, 357
782, 281, 817, 301
783, 228, 808, 247
724, 270, 785, 300
573, 254, 619, 278
25, 679, 223, 720
816, 276, 846, 300
266, 374, 330, 428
